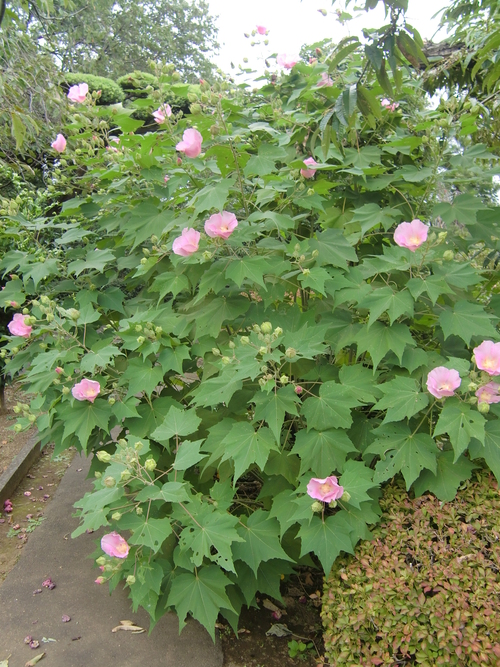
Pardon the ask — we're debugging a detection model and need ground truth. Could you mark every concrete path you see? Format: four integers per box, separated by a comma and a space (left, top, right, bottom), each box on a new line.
0, 454, 223, 667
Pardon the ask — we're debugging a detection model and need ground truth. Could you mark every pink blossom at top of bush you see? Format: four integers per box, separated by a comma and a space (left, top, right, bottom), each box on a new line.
473, 340, 500, 376
51, 134, 67, 153
277, 53, 299, 69
172, 228, 200, 256
153, 104, 172, 124
393, 219, 428, 252
476, 382, 500, 404
317, 72, 334, 87
204, 211, 238, 239
176, 128, 203, 158
426, 367, 461, 399
7, 313, 32, 338
307, 476, 344, 503
71, 378, 100, 403
101, 532, 129, 558
256, 25, 267, 35
67, 83, 89, 103
300, 157, 318, 179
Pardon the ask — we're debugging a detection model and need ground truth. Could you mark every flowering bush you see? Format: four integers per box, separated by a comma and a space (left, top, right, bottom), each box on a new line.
1, 12, 500, 639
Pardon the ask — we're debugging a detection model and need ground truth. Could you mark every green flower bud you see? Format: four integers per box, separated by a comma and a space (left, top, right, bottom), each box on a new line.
140, 257, 148, 265
468, 396, 478, 405
96, 556, 106, 566
67, 308, 80, 320
273, 327, 283, 337
111, 511, 122, 521
53, 378, 60, 385
468, 382, 479, 392
103, 476, 116, 488
240, 336, 250, 345
228, 341, 236, 349
151, 235, 159, 244
311, 249, 319, 259
478, 402, 490, 413
14, 423, 23, 433
172, 71, 181, 81
121, 470, 132, 481
443, 250, 454, 261
40, 295, 50, 305
126, 575, 136, 586
252, 324, 261, 333
307, 188, 315, 196
46, 313, 54, 322
155, 326, 163, 335
437, 231, 448, 241
136, 336, 145, 345
212, 348, 221, 356
259, 346, 268, 356
136, 506, 143, 516
285, 347, 297, 360
108, 397, 116, 405
302, 268, 311, 277
329, 500, 337, 508
13, 405, 21, 414
190, 103, 202, 115
221, 356, 231, 365
62, 386, 71, 395
134, 441, 144, 451
22, 307, 29, 315
144, 458, 156, 472
341, 491, 351, 503
97, 451, 112, 463
311, 501, 323, 513
118, 439, 127, 447
94, 471, 102, 478
202, 251, 213, 261
142, 248, 150, 257
258, 377, 267, 387
280, 375, 289, 385
469, 370, 478, 380
261, 322, 273, 334
135, 324, 142, 332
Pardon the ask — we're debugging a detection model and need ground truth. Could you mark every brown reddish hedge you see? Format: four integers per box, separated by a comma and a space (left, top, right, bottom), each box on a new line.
322, 471, 500, 667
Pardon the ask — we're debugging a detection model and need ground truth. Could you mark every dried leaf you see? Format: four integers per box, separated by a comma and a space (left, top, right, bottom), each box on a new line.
266, 623, 292, 637
0, 659, 9, 667
111, 620, 145, 633
25, 653, 45, 667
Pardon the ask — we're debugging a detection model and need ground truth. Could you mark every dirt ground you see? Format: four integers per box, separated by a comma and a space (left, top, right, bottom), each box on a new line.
0, 384, 36, 475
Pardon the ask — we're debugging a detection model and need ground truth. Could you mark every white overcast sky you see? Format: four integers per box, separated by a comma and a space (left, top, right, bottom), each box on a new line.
206, 0, 449, 79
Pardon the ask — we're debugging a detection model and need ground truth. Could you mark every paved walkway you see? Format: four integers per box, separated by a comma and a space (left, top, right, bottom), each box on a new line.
0, 454, 223, 667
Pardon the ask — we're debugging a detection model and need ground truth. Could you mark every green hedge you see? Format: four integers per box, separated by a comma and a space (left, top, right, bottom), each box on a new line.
62, 73, 124, 105
117, 71, 159, 98
322, 471, 500, 666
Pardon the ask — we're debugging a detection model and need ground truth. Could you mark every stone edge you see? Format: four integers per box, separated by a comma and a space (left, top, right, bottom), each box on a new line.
0, 432, 41, 505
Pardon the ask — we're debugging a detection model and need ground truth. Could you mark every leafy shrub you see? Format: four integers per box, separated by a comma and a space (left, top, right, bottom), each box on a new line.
62, 73, 125, 105
322, 471, 500, 666
117, 71, 159, 97
1, 12, 500, 640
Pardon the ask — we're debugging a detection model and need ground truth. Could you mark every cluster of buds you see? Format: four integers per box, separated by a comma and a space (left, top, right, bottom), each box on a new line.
132, 322, 162, 346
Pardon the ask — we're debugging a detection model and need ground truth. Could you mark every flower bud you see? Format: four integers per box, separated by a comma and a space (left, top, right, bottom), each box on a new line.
280, 375, 289, 385
144, 458, 156, 471
468, 382, 478, 392
14, 423, 23, 433
67, 308, 80, 320
478, 402, 490, 413
135, 324, 142, 332
94, 471, 102, 478
103, 476, 116, 488
96, 556, 106, 566
228, 340, 236, 349
469, 370, 478, 380
311, 501, 323, 513
97, 451, 112, 463
118, 439, 127, 447
443, 250, 454, 261
40, 295, 50, 305
285, 347, 297, 360
134, 441, 144, 451
108, 397, 116, 405
311, 249, 319, 258
136, 336, 145, 345
140, 257, 148, 265
111, 511, 122, 521
221, 356, 231, 365
468, 396, 478, 404
261, 322, 272, 334
95, 576, 105, 585
437, 231, 448, 241
273, 327, 283, 336
202, 251, 213, 261
341, 491, 351, 503
329, 500, 337, 508
136, 506, 143, 516
151, 235, 158, 244
46, 313, 54, 322
295, 385, 303, 395
53, 377, 60, 385
126, 575, 136, 585
302, 268, 311, 277
258, 377, 267, 387
240, 336, 250, 345
120, 470, 132, 481
62, 386, 70, 395
252, 324, 261, 333
259, 346, 268, 356
14, 405, 21, 414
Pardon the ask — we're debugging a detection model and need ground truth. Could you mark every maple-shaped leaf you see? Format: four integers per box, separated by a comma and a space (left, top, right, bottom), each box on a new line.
373, 376, 429, 424
225, 256, 270, 290
179, 504, 243, 572
151, 405, 201, 444
167, 566, 235, 640
301, 381, 360, 431
309, 228, 358, 268
298, 267, 332, 295
158, 345, 191, 374
355, 322, 415, 370
469, 419, 500, 483
438, 301, 497, 345
357, 286, 414, 327
297, 514, 353, 574
80, 344, 122, 373
219, 422, 278, 483
253, 385, 300, 444
366, 423, 439, 489
413, 451, 478, 502
433, 399, 485, 461
149, 272, 190, 300
119, 357, 164, 400
338, 460, 378, 509
338, 364, 382, 403
60, 399, 110, 452
190, 369, 243, 408
291, 428, 357, 476
232, 510, 293, 575
406, 275, 454, 305
128, 517, 172, 553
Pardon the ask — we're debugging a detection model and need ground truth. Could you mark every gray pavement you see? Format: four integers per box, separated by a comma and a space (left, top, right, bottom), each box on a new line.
0, 454, 223, 667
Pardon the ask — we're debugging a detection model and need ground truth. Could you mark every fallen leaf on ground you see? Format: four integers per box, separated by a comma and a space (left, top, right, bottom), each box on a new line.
0, 658, 9, 667
61, 615, 71, 623
111, 620, 145, 634
25, 653, 45, 667
41, 638, 56, 643
266, 623, 292, 637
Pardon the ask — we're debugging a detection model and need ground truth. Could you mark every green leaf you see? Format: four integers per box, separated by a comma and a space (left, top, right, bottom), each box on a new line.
80, 345, 122, 373
347, 204, 398, 238
129, 517, 172, 552
413, 451, 478, 502
339, 460, 378, 509
366, 424, 439, 489
225, 257, 269, 290
355, 322, 415, 370
297, 514, 353, 574
158, 346, 191, 374
253, 385, 300, 444
179, 505, 243, 571
11, 112, 26, 149
298, 267, 332, 296
373, 377, 428, 424
190, 369, 243, 408
151, 405, 201, 443
61, 399, 110, 452
233, 510, 293, 575
301, 382, 360, 431
120, 357, 164, 400
191, 178, 235, 215
433, 194, 485, 226
173, 439, 206, 470
291, 428, 357, 476
338, 364, 382, 403
439, 301, 497, 345
344, 146, 382, 169
23, 259, 60, 289
406, 276, 454, 305
357, 287, 414, 327
469, 420, 500, 483
134, 481, 190, 503
167, 566, 235, 640
309, 229, 358, 268
150, 273, 190, 300
434, 399, 485, 461
68, 249, 116, 276
219, 422, 278, 483
243, 154, 277, 177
